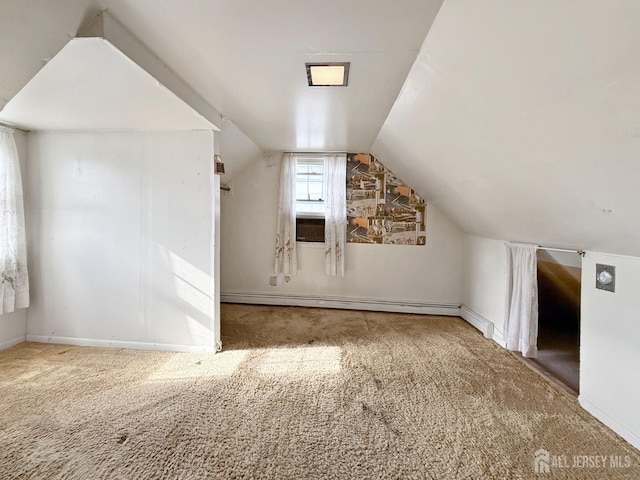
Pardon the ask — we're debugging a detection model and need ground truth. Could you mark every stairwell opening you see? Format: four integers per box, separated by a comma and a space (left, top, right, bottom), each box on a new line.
529, 249, 582, 395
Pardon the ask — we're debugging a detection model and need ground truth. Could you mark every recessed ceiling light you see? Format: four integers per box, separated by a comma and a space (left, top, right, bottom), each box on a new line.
306, 63, 350, 87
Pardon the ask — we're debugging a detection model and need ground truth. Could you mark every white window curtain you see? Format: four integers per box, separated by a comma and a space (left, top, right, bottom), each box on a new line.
323, 153, 347, 277
274, 153, 297, 276
505, 242, 538, 357
0, 126, 29, 314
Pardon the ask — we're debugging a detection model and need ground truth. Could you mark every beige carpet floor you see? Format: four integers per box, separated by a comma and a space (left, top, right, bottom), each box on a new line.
0, 304, 638, 479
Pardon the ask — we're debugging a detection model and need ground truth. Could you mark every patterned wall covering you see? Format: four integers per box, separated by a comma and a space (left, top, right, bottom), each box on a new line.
346, 153, 426, 245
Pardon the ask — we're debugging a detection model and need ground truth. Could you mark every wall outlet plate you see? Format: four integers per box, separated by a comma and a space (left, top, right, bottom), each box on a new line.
595, 264, 615, 292
269, 276, 277, 286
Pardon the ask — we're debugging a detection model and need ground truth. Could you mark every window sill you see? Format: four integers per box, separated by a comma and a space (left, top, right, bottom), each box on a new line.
297, 241, 325, 249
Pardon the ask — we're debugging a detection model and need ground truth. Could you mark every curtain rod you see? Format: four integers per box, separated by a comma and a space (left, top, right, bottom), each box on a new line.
507, 242, 585, 257
284, 151, 348, 155
0, 123, 15, 133
537, 245, 585, 257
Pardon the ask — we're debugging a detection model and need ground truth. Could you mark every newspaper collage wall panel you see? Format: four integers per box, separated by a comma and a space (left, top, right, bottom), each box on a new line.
346, 153, 426, 245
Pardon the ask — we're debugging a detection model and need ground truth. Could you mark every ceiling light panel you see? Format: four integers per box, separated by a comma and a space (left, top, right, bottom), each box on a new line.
306, 63, 350, 87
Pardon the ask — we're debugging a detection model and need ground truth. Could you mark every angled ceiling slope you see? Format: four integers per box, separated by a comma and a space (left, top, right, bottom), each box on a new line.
219, 118, 264, 180
373, 0, 640, 257
95, 0, 444, 152
0, 12, 221, 132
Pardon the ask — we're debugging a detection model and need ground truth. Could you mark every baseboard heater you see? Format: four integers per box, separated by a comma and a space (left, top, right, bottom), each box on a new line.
220, 292, 460, 316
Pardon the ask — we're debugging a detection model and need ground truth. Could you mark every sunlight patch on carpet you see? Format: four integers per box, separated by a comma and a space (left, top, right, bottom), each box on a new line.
148, 349, 248, 380
258, 346, 341, 375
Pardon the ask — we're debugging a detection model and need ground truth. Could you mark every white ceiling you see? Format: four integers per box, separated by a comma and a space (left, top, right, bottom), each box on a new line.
0, 38, 215, 131
0, 1, 102, 110
4, 0, 640, 255
372, 0, 640, 256
98, 0, 444, 152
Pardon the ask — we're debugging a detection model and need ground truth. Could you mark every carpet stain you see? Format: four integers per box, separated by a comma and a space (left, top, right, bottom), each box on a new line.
361, 402, 401, 438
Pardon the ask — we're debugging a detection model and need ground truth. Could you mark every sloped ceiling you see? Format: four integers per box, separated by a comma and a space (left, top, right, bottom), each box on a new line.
0, 38, 215, 131
95, 0, 443, 152
372, 0, 640, 256
4, 1, 640, 255
0, 0, 442, 173
0, 0, 103, 110
219, 118, 263, 180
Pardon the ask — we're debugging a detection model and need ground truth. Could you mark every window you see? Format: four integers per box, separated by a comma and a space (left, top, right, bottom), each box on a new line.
296, 156, 324, 216
295, 155, 325, 242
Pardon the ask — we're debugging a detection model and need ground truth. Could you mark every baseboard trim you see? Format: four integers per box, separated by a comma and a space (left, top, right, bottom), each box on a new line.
492, 332, 507, 348
0, 335, 26, 351
221, 291, 460, 316
579, 396, 640, 450
460, 306, 494, 338
25, 335, 215, 354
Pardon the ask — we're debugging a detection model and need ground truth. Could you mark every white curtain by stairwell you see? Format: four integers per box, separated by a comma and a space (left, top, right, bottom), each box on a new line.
324, 153, 347, 277
505, 242, 538, 358
274, 153, 297, 276
0, 127, 29, 314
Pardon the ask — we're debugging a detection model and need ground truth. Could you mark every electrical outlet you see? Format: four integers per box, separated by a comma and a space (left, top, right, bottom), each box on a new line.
269, 276, 277, 286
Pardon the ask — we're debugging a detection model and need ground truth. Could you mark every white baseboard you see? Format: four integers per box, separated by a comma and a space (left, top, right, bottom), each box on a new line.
26, 335, 215, 354
460, 306, 494, 338
0, 335, 26, 351
579, 396, 640, 451
460, 305, 508, 347
221, 291, 460, 316
492, 330, 507, 348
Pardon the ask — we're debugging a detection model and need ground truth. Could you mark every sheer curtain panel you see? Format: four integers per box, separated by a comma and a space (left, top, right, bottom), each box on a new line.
324, 153, 347, 277
274, 153, 297, 276
505, 242, 538, 357
0, 127, 29, 314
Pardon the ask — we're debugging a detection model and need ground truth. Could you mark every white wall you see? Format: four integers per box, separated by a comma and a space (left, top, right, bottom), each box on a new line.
461, 236, 508, 342
26, 130, 217, 352
580, 251, 640, 449
0, 128, 29, 349
220, 154, 463, 314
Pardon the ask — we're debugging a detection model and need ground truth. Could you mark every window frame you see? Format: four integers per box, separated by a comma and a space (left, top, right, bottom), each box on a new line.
295, 155, 325, 219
